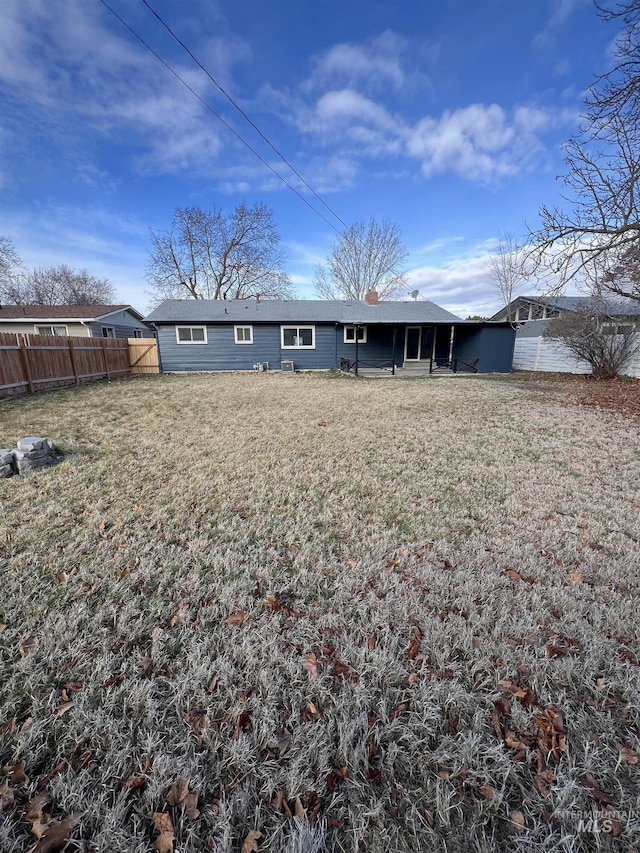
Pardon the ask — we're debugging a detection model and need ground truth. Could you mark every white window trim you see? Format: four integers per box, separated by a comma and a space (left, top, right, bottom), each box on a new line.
132, 328, 144, 338
176, 325, 208, 345
102, 326, 116, 338
234, 325, 254, 344
34, 324, 68, 336
281, 325, 315, 349
344, 325, 367, 344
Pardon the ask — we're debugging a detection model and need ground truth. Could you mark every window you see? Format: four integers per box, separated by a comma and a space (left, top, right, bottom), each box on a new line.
344, 325, 367, 344
102, 327, 116, 338
281, 325, 315, 348
35, 325, 68, 336
176, 326, 207, 344
234, 325, 253, 344
132, 329, 144, 338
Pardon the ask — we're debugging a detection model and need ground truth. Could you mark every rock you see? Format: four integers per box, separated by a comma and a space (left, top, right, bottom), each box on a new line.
1, 437, 61, 476
15, 457, 55, 474
16, 437, 45, 452
13, 448, 50, 462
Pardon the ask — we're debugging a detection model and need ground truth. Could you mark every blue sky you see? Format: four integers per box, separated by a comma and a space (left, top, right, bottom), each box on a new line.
0, 0, 621, 316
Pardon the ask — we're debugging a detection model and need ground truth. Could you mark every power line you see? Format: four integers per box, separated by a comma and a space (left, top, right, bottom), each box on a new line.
140, 0, 351, 232
98, 0, 342, 235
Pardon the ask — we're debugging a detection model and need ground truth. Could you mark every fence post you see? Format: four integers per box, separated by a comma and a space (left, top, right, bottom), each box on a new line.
68, 338, 80, 385
100, 339, 111, 380
19, 336, 34, 394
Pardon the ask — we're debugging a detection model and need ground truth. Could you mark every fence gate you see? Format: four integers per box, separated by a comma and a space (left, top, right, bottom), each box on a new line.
128, 338, 159, 374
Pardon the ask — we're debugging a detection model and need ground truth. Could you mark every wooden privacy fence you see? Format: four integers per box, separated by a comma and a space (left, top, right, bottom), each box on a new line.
0, 332, 142, 398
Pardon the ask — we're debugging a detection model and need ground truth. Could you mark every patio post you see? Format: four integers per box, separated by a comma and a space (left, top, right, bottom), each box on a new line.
355, 326, 359, 375
392, 326, 397, 375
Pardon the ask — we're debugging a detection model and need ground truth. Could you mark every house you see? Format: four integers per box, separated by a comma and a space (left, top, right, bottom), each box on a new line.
145, 292, 516, 375
0, 304, 154, 338
490, 295, 640, 376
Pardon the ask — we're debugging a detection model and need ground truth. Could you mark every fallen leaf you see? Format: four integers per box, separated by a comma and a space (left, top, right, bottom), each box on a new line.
3, 763, 28, 785
569, 571, 583, 583
479, 783, 497, 799
168, 778, 190, 807
183, 791, 200, 820
241, 829, 262, 853
184, 710, 210, 736
33, 815, 80, 853
121, 775, 147, 793
224, 611, 245, 628
616, 743, 638, 764
510, 810, 526, 831
534, 770, 556, 797
207, 675, 218, 693
389, 703, 408, 721
153, 812, 175, 853
294, 796, 306, 819
582, 774, 615, 805
1, 782, 14, 811
26, 792, 52, 833
55, 701, 75, 718
20, 635, 39, 657
407, 639, 420, 660
303, 652, 320, 679
139, 657, 154, 677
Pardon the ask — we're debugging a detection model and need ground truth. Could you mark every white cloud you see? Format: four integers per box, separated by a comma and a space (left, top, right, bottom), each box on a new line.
533, 0, 583, 50
0, 0, 251, 176
305, 31, 415, 96
406, 103, 554, 181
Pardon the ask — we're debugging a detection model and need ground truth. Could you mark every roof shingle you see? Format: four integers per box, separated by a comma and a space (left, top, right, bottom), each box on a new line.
145, 299, 464, 325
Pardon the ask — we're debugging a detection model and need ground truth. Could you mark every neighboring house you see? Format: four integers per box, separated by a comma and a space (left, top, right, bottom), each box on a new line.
0, 304, 154, 338
490, 295, 640, 377
145, 292, 516, 374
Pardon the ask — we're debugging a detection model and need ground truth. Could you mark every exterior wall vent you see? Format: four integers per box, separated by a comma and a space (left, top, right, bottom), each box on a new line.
280, 360, 295, 372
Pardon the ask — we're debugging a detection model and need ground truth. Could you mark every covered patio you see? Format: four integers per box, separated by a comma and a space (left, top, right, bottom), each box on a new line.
339, 321, 515, 376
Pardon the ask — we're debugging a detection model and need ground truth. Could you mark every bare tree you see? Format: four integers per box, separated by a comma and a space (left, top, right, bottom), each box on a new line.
314, 219, 408, 301
588, 2, 640, 127
1, 263, 116, 305
543, 301, 640, 379
488, 232, 527, 322
601, 241, 640, 299
0, 235, 22, 286
530, 2, 640, 296
146, 202, 293, 303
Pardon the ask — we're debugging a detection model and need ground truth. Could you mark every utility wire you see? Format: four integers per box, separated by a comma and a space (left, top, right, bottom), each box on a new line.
140, 0, 351, 232
98, 0, 342, 235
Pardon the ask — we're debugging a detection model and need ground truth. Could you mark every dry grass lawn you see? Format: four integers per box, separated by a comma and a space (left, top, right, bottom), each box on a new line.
1, 372, 639, 852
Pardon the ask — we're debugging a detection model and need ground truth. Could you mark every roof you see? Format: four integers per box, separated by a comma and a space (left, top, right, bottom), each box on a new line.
0, 304, 145, 322
145, 298, 464, 325
490, 295, 640, 320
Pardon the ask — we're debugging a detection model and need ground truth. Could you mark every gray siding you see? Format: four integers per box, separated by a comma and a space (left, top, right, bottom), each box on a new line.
91, 309, 154, 339
157, 321, 515, 374
158, 323, 339, 372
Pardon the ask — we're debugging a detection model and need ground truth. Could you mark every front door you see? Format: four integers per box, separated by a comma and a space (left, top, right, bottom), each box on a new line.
405, 326, 421, 360
404, 326, 434, 361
